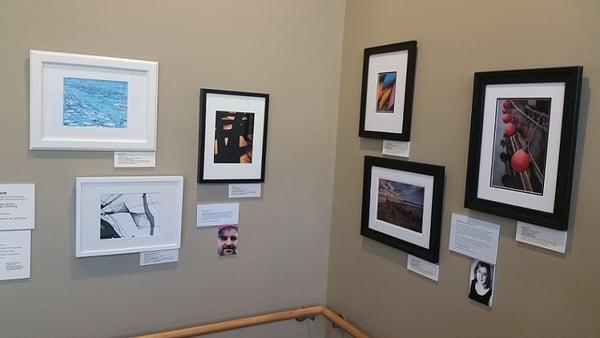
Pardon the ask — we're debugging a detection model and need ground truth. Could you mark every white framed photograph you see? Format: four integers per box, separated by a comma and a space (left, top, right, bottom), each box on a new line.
359, 40, 417, 141
29, 50, 158, 151
361, 156, 445, 263
465, 67, 583, 230
75, 176, 183, 257
198, 88, 269, 183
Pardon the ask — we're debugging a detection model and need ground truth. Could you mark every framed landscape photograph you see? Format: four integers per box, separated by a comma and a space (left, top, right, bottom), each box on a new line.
361, 156, 445, 263
464, 67, 583, 230
75, 176, 183, 257
198, 89, 269, 183
359, 40, 417, 141
30, 50, 158, 151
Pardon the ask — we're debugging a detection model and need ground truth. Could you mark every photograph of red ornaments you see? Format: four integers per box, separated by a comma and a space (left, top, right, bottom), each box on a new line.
464, 66, 583, 230
490, 98, 551, 195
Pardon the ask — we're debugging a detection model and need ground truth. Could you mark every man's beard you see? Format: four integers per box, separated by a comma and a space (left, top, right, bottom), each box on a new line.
220, 244, 237, 255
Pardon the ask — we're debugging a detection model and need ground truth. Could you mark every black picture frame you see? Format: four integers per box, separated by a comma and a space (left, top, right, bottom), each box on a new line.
361, 156, 445, 263
464, 67, 583, 230
198, 88, 269, 183
359, 40, 417, 141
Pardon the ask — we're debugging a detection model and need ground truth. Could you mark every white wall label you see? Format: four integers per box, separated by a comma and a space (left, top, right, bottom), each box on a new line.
0, 230, 31, 280
197, 203, 239, 227
114, 152, 156, 168
382, 140, 410, 157
0, 184, 35, 230
407, 255, 439, 281
228, 184, 261, 198
516, 222, 567, 254
449, 213, 500, 264
140, 249, 179, 266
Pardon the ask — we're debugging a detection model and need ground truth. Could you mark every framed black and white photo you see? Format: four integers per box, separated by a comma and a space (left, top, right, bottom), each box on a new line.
75, 176, 183, 257
465, 67, 583, 230
359, 40, 417, 141
29, 50, 158, 151
361, 156, 445, 263
198, 89, 269, 183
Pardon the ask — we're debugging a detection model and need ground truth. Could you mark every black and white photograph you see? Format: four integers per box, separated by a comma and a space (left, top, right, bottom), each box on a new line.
468, 259, 495, 307
199, 89, 269, 183
76, 176, 183, 257
361, 156, 444, 263
100, 192, 160, 239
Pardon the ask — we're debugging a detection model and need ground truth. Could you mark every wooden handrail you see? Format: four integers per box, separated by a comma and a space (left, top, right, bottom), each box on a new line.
133, 305, 368, 338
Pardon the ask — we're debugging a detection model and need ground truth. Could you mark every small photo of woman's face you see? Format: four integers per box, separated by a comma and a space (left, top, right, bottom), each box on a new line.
476, 266, 488, 284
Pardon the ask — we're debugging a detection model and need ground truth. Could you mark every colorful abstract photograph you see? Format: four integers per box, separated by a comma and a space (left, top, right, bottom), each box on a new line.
63, 77, 128, 128
376, 71, 396, 112
490, 98, 551, 195
214, 111, 254, 164
377, 178, 424, 232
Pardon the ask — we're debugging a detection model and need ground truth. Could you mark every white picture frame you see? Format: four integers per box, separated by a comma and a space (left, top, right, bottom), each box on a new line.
29, 50, 158, 151
75, 176, 183, 257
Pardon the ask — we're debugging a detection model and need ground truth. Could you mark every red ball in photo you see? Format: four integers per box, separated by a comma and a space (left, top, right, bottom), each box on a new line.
504, 123, 517, 136
502, 113, 512, 123
511, 149, 531, 172
502, 100, 512, 110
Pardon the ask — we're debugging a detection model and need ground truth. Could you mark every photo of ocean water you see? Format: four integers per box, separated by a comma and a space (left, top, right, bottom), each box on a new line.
63, 77, 128, 128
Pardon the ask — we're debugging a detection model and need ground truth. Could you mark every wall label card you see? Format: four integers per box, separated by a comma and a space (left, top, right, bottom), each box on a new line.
140, 249, 179, 266
0, 184, 35, 230
0, 230, 31, 281
197, 203, 239, 228
114, 152, 156, 168
228, 184, 261, 198
516, 221, 567, 254
407, 254, 439, 281
449, 213, 500, 264
382, 140, 410, 157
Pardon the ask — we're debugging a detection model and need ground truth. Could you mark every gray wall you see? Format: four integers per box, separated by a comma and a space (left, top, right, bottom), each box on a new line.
0, 1, 345, 337
327, 0, 600, 337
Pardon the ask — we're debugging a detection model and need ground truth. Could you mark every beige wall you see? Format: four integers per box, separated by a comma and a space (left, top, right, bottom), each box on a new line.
0, 1, 344, 337
327, 0, 600, 337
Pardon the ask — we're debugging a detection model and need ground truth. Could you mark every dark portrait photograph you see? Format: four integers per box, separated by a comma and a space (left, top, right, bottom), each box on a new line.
490, 98, 551, 195
468, 259, 495, 307
214, 111, 254, 164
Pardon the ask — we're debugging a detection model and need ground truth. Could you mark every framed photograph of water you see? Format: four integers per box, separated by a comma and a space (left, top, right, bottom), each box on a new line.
29, 50, 158, 151
361, 156, 445, 263
75, 176, 183, 257
198, 89, 269, 183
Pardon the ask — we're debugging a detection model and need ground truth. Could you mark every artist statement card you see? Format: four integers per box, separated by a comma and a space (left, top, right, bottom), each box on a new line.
0, 230, 31, 280
0, 184, 35, 230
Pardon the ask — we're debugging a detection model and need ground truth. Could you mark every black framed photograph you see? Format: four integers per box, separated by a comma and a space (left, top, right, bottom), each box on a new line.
198, 89, 269, 183
464, 67, 583, 230
361, 156, 445, 263
359, 40, 417, 141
